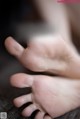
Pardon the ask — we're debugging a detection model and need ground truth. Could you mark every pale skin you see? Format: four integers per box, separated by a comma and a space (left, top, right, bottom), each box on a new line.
5, 36, 80, 119
4, 0, 80, 119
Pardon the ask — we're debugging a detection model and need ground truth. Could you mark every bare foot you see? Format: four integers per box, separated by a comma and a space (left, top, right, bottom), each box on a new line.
11, 73, 80, 118
5, 36, 80, 78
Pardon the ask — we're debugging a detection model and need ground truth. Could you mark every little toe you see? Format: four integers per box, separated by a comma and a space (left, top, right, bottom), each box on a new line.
13, 94, 32, 107
44, 115, 52, 119
11, 73, 34, 87
35, 111, 45, 119
22, 104, 38, 117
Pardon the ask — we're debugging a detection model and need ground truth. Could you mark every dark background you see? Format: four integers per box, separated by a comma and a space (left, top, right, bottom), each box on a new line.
0, 0, 41, 99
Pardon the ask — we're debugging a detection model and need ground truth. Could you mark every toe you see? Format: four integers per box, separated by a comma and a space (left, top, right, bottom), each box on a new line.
22, 104, 38, 117
35, 111, 45, 119
10, 73, 34, 87
44, 115, 52, 119
13, 94, 32, 107
5, 37, 24, 59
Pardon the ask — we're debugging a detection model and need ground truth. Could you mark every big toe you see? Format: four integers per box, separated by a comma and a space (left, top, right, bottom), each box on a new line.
10, 73, 34, 88
5, 37, 24, 59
